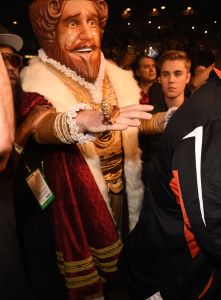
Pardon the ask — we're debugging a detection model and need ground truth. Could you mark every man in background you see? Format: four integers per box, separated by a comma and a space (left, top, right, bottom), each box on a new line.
0, 25, 35, 300
0, 55, 14, 170
0, 24, 64, 300
133, 54, 158, 104
0, 24, 21, 170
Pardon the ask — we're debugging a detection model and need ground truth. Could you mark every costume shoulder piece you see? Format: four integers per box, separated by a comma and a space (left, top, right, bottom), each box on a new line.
20, 57, 75, 112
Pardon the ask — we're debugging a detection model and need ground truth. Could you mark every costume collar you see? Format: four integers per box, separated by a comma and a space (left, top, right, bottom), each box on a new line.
38, 48, 106, 103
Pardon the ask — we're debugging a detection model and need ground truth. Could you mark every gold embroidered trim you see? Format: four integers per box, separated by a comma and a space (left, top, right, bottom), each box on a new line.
90, 239, 122, 259
56, 254, 100, 288
65, 270, 100, 289
93, 257, 118, 273
94, 130, 116, 150
56, 252, 94, 272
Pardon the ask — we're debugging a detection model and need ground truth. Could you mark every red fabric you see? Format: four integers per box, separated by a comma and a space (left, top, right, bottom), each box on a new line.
139, 90, 150, 104
16, 92, 51, 121
198, 272, 214, 299
18, 92, 122, 299
214, 67, 221, 79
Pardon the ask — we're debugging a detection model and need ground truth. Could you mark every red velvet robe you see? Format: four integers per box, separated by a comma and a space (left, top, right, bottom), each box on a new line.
17, 92, 122, 299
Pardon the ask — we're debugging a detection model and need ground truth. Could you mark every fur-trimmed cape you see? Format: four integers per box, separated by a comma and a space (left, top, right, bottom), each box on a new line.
20, 57, 144, 231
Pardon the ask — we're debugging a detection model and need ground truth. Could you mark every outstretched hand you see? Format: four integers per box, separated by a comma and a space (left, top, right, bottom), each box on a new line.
76, 104, 153, 133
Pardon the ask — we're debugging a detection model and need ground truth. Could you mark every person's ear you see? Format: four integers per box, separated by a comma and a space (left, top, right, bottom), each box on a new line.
186, 72, 191, 84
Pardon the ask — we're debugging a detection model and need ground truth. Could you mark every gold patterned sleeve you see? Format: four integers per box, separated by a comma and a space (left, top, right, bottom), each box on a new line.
33, 113, 61, 144
139, 111, 167, 135
34, 104, 96, 145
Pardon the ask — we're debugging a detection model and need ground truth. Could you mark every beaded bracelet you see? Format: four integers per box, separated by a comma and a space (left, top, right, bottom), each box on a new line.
66, 104, 96, 144
54, 112, 70, 144
53, 104, 96, 144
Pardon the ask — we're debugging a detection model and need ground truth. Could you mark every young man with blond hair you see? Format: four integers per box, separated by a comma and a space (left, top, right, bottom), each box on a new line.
158, 50, 191, 108
139, 50, 191, 184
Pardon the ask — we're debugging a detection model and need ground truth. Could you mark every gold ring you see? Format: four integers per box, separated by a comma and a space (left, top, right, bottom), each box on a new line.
101, 99, 114, 124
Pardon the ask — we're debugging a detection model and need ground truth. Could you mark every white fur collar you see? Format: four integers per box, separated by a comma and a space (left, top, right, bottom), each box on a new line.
20, 57, 141, 111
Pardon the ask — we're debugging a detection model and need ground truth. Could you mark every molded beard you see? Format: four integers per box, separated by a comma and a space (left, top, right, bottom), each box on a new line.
47, 45, 101, 82
69, 55, 100, 82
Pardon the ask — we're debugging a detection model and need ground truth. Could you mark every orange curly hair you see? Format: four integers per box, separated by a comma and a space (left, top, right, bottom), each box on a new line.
29, 0, 108, 53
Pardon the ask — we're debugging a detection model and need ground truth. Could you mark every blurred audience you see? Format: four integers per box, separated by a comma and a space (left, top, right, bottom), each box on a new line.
117, 44, 138, 70
189, 48, 215, 93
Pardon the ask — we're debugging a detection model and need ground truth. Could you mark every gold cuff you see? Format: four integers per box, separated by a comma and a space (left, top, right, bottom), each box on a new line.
140, 112, 166, 135
34, 113, 60, 144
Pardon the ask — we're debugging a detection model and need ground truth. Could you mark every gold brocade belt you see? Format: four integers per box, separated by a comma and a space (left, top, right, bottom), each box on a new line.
94, 130, 123, 194
94, 129, 124, 229
99, 150, 123, 194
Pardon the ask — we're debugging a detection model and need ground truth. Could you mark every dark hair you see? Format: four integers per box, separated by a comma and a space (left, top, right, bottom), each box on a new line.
29, 0, 108, 53
133, 54, 155, 71
132, 54, 156, 81
192, 48, 215, 71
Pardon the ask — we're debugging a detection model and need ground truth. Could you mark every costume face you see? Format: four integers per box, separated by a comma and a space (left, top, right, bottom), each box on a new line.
56, 0, 101, 82
0, 46, 19, 89
136, 57, 156, 82
160, 60, 190, 102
